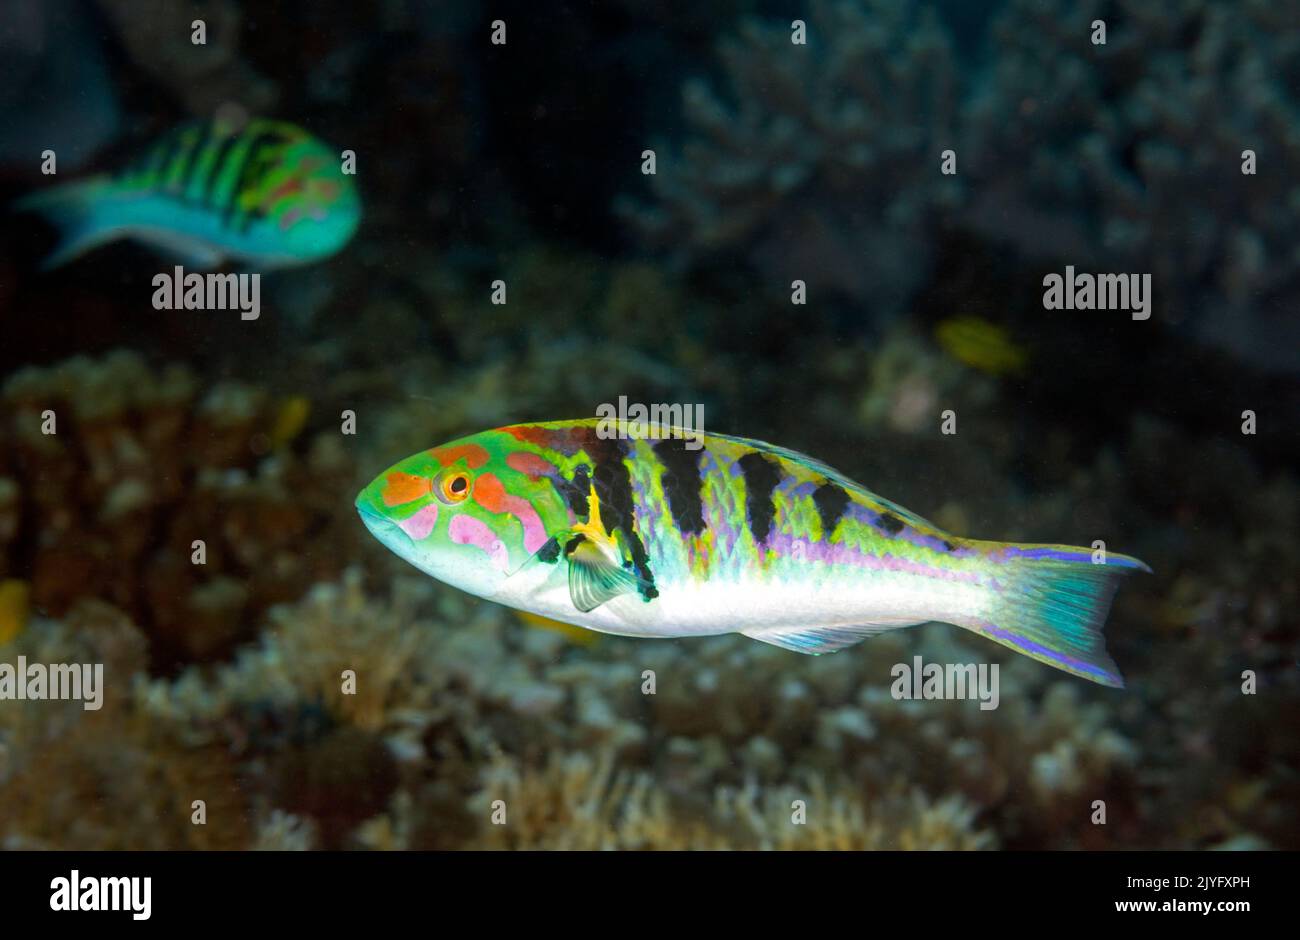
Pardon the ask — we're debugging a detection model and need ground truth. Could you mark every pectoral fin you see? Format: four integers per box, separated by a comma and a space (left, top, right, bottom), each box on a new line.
567, 536, 643, 612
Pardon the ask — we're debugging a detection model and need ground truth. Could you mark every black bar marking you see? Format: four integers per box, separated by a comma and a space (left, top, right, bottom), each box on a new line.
172, 119, 212, 199
813, 482, 851, 538
876, 512, 905, 535
554, 464, 591, 519
736, 450, 782, 546
144, 126, 185, 187
201, 129, 241, 211
576, 430, 657, 600
221, 128, 285, 229
652, 437, 707, 537
537, 537, 561, 564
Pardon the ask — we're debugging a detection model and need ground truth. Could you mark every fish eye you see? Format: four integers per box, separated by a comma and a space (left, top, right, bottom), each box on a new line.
438, 471, 472, 504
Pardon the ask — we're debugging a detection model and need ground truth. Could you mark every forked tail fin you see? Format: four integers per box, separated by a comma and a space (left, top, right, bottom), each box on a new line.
963, 544, 1150, 688
13, 175, 115, 270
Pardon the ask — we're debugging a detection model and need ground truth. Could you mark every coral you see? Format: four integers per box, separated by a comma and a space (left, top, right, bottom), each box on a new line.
629, 0, 1300, 370
94, 0, 278, 116
139, 570, 458, 749
962, 0, 1300, 371
252, 809, 318, 851
0, 604, 247, 850
855, 323, 997, 435
619, 0, 961, 312
0, 351, 363, 666
0, 0, 1294, 856
462, 747, 996, 850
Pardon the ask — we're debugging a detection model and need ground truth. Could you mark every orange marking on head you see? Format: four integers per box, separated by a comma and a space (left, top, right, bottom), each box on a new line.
471, 472, 548, 552
381, 471, 431, 507
506, 451, 557, 480
472, 472, 508, 512
267, 177, 305, 203
501, 425, 557, 447
431, 443, 490, 468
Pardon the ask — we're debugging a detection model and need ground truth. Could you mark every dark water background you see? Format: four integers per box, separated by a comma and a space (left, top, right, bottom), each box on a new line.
0, 0, 1296, 850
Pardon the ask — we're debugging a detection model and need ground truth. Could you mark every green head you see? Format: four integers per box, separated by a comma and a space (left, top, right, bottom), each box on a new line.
355, 427, 577, 599
237, 120, 361, 264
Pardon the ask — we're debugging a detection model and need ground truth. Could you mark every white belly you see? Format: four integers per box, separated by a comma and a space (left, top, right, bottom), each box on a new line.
486, 560, 988, 641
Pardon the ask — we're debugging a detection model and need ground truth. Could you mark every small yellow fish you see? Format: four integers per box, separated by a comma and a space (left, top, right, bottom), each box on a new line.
935, 315, 1028, 376
515, 610, 600, 648
271, 395, 311, 447
0, 579, 31, 645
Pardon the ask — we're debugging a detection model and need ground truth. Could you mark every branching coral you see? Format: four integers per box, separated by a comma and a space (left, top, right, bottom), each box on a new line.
461, 747, 994, 850
0, 603, 247, 850
962, 0, 1300, 371
619, 0, 960, 310
629, 0, 1300, 371
0, 351, 362, 665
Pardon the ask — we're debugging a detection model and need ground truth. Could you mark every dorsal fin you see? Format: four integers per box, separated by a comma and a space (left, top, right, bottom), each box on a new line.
709, 430, 943, 532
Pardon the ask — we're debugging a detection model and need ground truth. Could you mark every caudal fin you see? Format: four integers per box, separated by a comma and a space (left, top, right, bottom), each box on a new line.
13, 176, 115, 270
964, 544, 1150, 688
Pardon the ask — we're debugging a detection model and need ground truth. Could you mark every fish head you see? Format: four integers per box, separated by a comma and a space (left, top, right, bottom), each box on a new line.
356, 429, 572, 601
247, 131, 361, 263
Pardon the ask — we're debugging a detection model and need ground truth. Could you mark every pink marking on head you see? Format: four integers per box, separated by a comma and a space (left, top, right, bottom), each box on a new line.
397, 503, 439, 541
506, 451, 557, 480
280, 204, 326, 231
449, 514, 510, 572
473, 473, 548, 553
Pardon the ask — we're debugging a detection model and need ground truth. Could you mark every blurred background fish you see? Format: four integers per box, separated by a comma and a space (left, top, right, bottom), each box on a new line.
15, 116, 359, 270
0, 579, 30, 645
934, 315, 1028, 377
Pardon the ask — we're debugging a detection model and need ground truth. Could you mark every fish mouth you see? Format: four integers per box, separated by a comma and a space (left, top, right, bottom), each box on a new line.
356, 501, 407, 544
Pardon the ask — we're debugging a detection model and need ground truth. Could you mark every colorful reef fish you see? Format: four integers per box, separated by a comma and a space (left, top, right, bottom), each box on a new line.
17, 117, 359, 270
357, 421, 1150, 687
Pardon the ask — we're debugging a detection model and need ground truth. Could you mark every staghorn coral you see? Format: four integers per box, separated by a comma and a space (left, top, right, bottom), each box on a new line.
962, 0, 1300, 372
627, 0, 1300, 371
620, 0, 960, 311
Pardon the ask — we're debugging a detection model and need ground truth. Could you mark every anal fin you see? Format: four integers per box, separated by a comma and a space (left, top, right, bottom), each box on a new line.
742, 621, 921, 655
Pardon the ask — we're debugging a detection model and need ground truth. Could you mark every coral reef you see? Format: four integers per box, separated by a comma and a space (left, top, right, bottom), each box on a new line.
628, 0, 1300, 372
0, 351, 362, 667
961, 0, 1300, 372
0, 0, 1295, 853
0, 603, 247, 850
128, 569, 1007, 850
619, 0, 961, 312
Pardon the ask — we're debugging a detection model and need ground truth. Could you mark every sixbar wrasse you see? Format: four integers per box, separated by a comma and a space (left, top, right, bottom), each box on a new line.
357, 421, 1150, 687
16, 117, 360, 270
